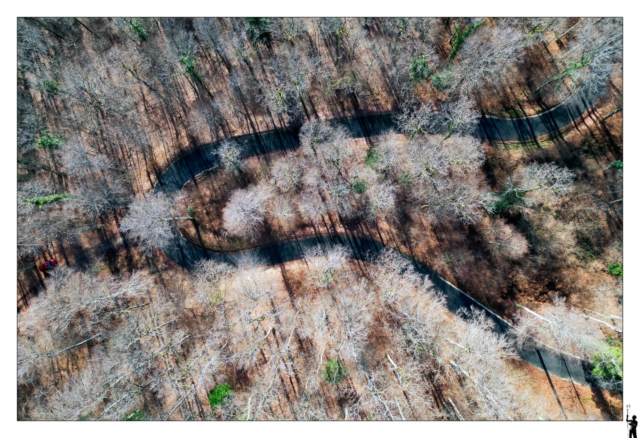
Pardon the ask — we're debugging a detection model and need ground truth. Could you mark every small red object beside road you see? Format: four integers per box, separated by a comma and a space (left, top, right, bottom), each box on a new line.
38, 259, 58, 272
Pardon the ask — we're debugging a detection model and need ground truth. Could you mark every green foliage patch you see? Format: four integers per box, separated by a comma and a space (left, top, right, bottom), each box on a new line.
352, 178, 367, 194
610, 160, 623, 170
448, 20, 485, 61
35, 132, 63, 149
245, 18, 272, 44
39, 80, 59, 95
208, 383, 233, 409
578, 242, 602, 263
431, 68, 453, 92
607, 263, 623, 279
591, 337, 622, 390
323, 359, 347, 384
124, 408, 146, 421
410, 54, 433, 83
129, 19, 147, 41
23, 193, 70, 207
179, 53, 203, 83
506, 140, 540, 151
364, 147, 380, 168
487, 187, 526, 215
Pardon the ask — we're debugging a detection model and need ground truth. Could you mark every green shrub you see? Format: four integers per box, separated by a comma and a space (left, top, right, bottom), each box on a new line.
431, 68, 452, 91
487, 187, 526, 215
179, 53, 202, 83
352, 178, 367, 194
23, 193, 70, 208
129, 18, 147, 41
364, 147, 379, 168
448, 20, 485, 61
245, 18, 272, 44
323, 360, 347, 384
39, 80, 59, 95
610, 160, 623, 170
409, 54, 433, 83
35, 132, 63, 149
186, 206, 196, 217
208, 383, 233, 409
591, 337, 622, 391
124, 408, 146, 421
608, 263, 623, 279
579, 243, 602, 263
489, 197, 511, 215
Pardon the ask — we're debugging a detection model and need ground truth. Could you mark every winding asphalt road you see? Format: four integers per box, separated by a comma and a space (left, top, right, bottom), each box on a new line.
154, 95, 600, 386
478, 93, 595, 144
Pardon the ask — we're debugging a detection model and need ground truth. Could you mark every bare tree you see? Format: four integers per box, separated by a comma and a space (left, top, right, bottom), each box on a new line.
234, 254, 275, 303
332, 279, 373, 360
391, 282, 449, 375
364, 179, 397, 221
515, 17, 570, 47
572, 18, 622, 101
273, 18, 306, 45
449, 307, 520, 420
186, 100, 222, 143
304, 244, 350, 289
299, 120, 335, 156
383, 351, 439, 420
17, 196, 87, 260
348, 368, 398, 420
478, 217, 529, 260
325, 179, 355, 218
510, 162, 575, 204
297, 187, 328, 224
259, 48, 309, 120
216, 139, 245, 173
193, 18, 232, 73
119, 192, 192, 255
538, 18, 622, 102
407, 134, 485, 181
18, 268, 150, 384
222, 183, 273, 239
512, 294, 601, 358
366, 131, 405, 176
312, 125, 356, 178
192, 259, 235, 310
416, 180, 487, 224
63, 139, 122, 176
395, 102, 437, 139
451, 25, 528, 94
270, 154, 303, 193
267, 196, 298, 230
70, 176, 132, 223
435, 96, 481, 138
370, 249, 422, 303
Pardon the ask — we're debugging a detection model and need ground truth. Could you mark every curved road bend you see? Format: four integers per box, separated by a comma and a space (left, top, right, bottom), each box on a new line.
155, 95, 601, 386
